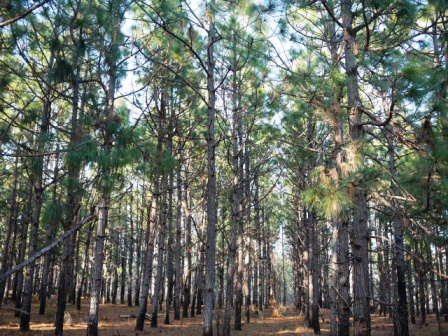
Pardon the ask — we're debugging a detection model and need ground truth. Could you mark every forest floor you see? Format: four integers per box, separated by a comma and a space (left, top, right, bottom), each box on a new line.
0, 297, 444, 335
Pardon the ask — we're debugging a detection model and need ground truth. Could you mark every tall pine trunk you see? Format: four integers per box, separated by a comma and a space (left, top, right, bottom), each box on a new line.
342, 0, 371, 333
39, 151, 60, 315
0, 155, 19, 303
86, 14, 120, 332
386, 134, 409, 336
20, 53, 54, 331
203, 6, 217, 335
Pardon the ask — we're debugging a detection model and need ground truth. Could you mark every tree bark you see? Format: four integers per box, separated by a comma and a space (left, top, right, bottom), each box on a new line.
14, 182, 32, 317
386, 134, 409, 336
203, 6, 217, 335
135, 151, 161, 331
76, 222, 93, 310
20, 54, 54, 331
182, 176, 192, 318
151, 174, 168, 328
342, 0, 371, 333
165, 116, 175, 325
0, 155, 19, 304
128, 200, 134, 307
308, 210, 320, 334
86, 13, 120, 330
39, 150, 60, 315
174, 163, 182, 320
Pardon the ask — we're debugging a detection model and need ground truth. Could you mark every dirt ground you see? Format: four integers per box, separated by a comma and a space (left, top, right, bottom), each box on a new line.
0, 297, 444, 335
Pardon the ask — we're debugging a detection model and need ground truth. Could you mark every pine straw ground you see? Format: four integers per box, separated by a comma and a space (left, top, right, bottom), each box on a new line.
0, 297, 445, 335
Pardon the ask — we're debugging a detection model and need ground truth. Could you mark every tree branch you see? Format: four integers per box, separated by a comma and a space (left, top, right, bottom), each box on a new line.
0, 0, 51, 28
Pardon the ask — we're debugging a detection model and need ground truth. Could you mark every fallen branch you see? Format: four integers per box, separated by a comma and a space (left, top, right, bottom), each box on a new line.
0, 214, 96, 282
0, 306, 30, 315
367, 296, 395, 307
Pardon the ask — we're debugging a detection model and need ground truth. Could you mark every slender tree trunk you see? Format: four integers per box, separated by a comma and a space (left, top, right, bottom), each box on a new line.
377, 229, 386, 316
165, 117, 175, 325
134, 205, 143, 307
20, 53, 54, 331
128, 200, 134, 307
182, 177, 192, 318
302, 208, 310, 321
386, 134, 409, 336
10, 192, 20, 302
55, 25, 86, 333
191, 245, 199, 318
244, 145, 251, 324
174, 164, 182, 320
76, 222, 93, 310
414, 251, 426, 326
196, 229, 205, 316
223, 155, 239, 336
111, 229, 119, 305
86, 16, 120, 331
135, 162, 161, 330
427, 249, 439, 320
203, 8, 217, 335
120, 232, 126, 305
0, 155, 19, 304
437, 246, 447, 315
253, 175, 260, 311
218, 229, 225, 310
151, 175, 168, 328
69, 231, 79, 305
308, 210, 320, 334
39, 151, 60, 315
407, 258, 416, 324
15, 182, 32, 317
87, 194, 109, 336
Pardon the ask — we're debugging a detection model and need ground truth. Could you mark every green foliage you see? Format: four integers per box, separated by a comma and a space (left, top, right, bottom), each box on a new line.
42, 202, 63, 230
302, 167, 352, 219
52, 58, 73, 82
